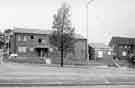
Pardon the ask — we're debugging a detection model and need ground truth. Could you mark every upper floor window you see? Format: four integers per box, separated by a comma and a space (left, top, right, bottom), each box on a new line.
17, 35, 27, 41
30, 35, 34, 40
42, 40, 47, 43
38, 38, 42, 43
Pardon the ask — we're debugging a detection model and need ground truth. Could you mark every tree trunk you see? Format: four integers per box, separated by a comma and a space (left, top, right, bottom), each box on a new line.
60, 10, 65, 67
61, 47, 63, 67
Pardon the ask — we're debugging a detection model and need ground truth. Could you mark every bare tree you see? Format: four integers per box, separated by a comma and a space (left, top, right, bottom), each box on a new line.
49, 2, 76, 67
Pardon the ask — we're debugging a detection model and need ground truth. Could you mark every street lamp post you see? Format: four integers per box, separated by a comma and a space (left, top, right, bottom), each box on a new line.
86, 0, 94, 64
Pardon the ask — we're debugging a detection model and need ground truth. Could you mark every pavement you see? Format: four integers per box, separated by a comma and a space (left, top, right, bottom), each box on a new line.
0, 63, 135, 87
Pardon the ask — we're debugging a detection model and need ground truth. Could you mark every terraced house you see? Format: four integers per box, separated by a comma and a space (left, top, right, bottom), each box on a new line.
8, 27, 87, 65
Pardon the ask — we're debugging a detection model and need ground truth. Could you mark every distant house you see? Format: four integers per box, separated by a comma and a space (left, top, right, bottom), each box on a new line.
0, 32, 4, 49
89, 43, 112, 61
8, 27, 88, 65
109, 37, 135, 60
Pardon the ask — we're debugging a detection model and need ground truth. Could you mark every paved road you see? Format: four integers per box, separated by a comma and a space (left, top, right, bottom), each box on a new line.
1, 85, 135, 88
0, 63, 135, 87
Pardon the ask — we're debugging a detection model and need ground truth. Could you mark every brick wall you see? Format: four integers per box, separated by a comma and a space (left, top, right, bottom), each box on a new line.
9, 32, 87, 65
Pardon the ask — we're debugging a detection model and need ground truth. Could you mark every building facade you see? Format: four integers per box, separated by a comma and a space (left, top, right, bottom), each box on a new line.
89, 43, 112, 60
109, 37, 135, 60
8, 27, 87, 65
88, 43, 113, 65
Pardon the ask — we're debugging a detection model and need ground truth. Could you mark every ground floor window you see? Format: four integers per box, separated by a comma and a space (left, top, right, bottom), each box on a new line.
108, 51, 111, 55
29, 47, 34, 52
122, 51, 127, 56
49, 48, 53, 52
18, 46, 27, 53
97, 51, 103, 58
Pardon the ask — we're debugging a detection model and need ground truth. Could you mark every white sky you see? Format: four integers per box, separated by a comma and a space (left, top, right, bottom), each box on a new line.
0, 0, 135, 44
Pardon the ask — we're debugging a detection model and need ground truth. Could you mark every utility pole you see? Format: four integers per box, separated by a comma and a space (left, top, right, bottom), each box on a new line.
60, 9, 66, 67
86, 0, 94, 64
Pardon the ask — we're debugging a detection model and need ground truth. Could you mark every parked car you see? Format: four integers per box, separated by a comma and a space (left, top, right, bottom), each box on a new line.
129, 53, 135, 63
9, 53, 18, 59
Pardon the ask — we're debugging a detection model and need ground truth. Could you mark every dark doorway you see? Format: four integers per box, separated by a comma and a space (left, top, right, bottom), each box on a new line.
44, 48, 49, 57
36, 48, 49, 57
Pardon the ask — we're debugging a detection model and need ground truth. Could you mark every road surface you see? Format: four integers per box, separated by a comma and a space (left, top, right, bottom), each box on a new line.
0, 63, 135, 87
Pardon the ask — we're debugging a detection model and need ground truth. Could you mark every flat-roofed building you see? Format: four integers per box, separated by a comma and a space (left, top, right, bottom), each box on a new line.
109, 36, 135, 60
89, 43, 112, 60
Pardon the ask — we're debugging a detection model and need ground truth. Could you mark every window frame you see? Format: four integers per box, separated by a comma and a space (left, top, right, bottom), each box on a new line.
122, 51, 127, 56
29, 47, 34, 52
18, 46, 27, 53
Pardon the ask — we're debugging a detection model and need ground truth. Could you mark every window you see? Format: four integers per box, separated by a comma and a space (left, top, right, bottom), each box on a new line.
108, 51, 111, 55
49, 48, 53, 52
18, 47, 27, 53
42, 40, 46, 43
97, 51, 103, 58
128, 46, 131, 48
24, 36, 27, 41
18, 35, 21, 41
38, 38, 42, 43
17, 35, 27, 41
81, 49, 84, 56
29, 47, 34, 52
72, 49, 75, 56
119, 45, 123, 48
30, 35, 34, 40
122, 51, 127, 56
125, 45, 127, 48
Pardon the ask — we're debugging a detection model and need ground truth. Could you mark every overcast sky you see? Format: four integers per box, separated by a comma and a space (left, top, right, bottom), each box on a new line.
0, 0, 134, 44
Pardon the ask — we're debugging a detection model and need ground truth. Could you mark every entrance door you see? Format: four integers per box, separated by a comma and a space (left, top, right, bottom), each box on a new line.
44, 48, 49, 58
36, 48, 49, 58
36, 48, 43, 57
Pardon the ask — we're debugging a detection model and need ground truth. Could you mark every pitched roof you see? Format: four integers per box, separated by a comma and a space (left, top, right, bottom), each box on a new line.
89, 43, 111, 49
13, 27, 51, 34
74, 34, 86, 39
12, 27, 85, 39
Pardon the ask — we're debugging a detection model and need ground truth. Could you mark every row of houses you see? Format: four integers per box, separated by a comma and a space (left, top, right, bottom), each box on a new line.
5, 27, 135, 65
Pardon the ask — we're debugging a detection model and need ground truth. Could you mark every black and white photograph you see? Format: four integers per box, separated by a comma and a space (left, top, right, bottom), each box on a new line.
0, 0, 135, 88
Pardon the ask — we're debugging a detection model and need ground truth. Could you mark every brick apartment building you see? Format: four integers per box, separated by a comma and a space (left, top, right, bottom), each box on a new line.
8, 27, 88, 65
109, 37, 135, 60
